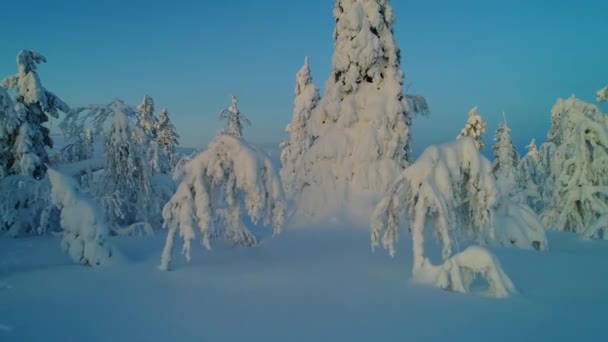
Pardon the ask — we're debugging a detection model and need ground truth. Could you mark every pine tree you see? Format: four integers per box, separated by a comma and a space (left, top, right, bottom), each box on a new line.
101, 108, 153, 227
541, 96, 608, 238
458, 106, 487, 150
597, 86, 608, 103
1, 50, 70, 179
280, 57, 320, 197
136, 95, 158, 139
0, 86, 20, 180
492, 113, 520, 199
297, 0, 416, 218
518, 139, 543, 211
219, 95, 250, 137
156, 107, 180, 166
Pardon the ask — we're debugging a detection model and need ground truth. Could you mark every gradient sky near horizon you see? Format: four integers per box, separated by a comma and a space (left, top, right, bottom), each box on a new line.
1, 0, 607, 156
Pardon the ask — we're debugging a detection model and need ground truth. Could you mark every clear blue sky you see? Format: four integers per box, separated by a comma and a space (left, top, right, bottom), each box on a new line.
1, 0, 607, 155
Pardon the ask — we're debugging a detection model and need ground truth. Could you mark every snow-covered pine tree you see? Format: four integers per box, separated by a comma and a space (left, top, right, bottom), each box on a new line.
492, 113, 521, 199
296, 0, 417, 219
0, 86, 20, 180
541, 96, 608, 239
219, 95, 250, 137
597, 86, 608, 102
280, 57, 320, 197
160, 134, 285, 271
47, 168, 113, 266
101, 107, 153, 228
1, 50, 70, 179
518, 139, 543, 211
156, 107, 180, 164
57, 125, 95, 163
136, 95, 158, 139
371, 138, 533, 297
457, 106, 487, 150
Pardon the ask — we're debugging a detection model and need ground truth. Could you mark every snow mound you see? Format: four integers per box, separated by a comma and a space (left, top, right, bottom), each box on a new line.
160, 134, 285, 271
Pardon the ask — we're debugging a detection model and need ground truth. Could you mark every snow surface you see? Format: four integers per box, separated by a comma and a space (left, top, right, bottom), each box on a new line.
1, 228, 607, 341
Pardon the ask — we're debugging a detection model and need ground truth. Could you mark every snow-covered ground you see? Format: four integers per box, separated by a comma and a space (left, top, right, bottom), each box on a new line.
1, 226, 607, 341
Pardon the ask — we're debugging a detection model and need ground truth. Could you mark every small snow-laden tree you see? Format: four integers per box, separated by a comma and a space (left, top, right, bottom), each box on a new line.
0, 175, 57, 236
0, 86, 20, 180
136, 95, 158, 139
280, 57, 320, 197
47, 168, 113, 266
492, 115, 521, 200
371, 138, 547, 297
55, 125, 95, 164
219, 95, 250, 137
156, 107, 180, 167
457, 106, 487, 150
541, 97, 608, 238
597, 86, 608, 103
160, 134, 285, 271
101, 107, 154, 229
1, 50, 70, 179
518, 139, 543, 212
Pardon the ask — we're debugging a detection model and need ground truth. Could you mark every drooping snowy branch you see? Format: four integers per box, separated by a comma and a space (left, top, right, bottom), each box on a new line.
371, 138, 545, 297
48, 168, 113, 266
160, 134, 285, 271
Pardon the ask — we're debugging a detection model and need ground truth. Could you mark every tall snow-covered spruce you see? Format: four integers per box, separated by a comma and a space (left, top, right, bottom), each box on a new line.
156, 107, 180, 166
371, 138, 547, 297
280, 57, 320, 197
492, 114, 521, 199
48, 168, 113, 266
160, 134, 285, 271
457, 106, 487, 150
1, 50, 70, 179
296, 0, 416, 220
518, 139, 543, 212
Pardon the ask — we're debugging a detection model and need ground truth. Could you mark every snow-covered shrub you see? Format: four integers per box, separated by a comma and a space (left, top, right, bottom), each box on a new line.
160, 134, 285, 271
457, 106, 487, 150
597, 86, 608, 103
47, 168, 113, 266
541, 97, 608, 238
280, 57, 320, 197
371, 138, 544, 297
295, 0, 419, 219
219, 95, 250, 137
492, 115, 521, 200
1, 50, 70, 179
0, 175, 57, 237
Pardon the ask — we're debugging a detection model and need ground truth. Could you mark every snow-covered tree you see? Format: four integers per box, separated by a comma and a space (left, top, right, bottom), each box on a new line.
56, 126, 94, 163
101, 107, 153, 227
296, 0, 418, 219
47, 168, 113, 266
457, 106, 487, 150
518, 139, 543, 211
541, 96, 608, 238
61, 99, 138, 137
160, 134, 285, 271
219, 95, 250, 137
280, 57, 320, 197
1, 50, 70, 179
597, 86, 608, 103
156, 107, 180, 163
0, 86, 20, 180
371, 138, 546, 297
492, 114, 520, 199
136, 95, 158, 139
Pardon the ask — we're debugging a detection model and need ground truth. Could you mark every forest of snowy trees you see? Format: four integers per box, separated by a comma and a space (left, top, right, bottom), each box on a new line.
1, 0, 607, 299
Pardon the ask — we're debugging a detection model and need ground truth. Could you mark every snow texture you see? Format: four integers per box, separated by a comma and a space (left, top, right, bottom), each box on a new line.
47, 168, 113, 266
457, 106, 487, 150
280, 57, 320, 197
160, 134, 285, 271
371, 138, 545, 297
295, 0, 416, 220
